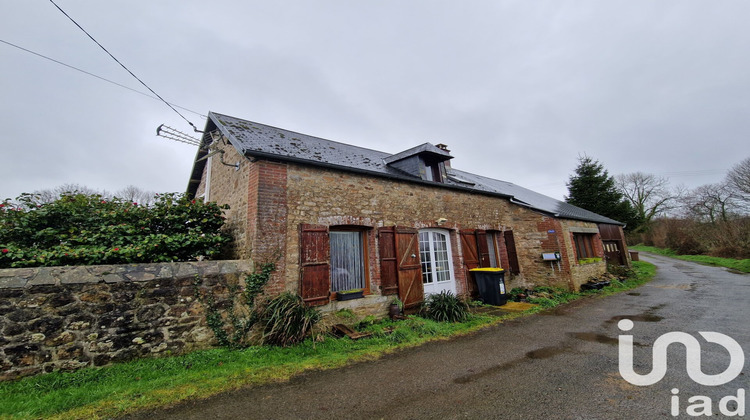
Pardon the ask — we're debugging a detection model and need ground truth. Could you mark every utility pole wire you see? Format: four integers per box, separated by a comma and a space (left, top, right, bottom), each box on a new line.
48, 0, 202, 131
0, 39, 205, 118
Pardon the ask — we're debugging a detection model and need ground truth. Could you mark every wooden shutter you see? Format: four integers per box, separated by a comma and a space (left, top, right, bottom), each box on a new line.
476, 230, 490, 268
378, 227, 399, 295
299, 224, 330, 306
459, 230, 481, 298
394, 227, 424, 311
503, 230, 520, 274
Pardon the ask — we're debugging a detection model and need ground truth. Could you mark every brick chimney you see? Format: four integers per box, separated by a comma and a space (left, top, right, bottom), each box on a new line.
436, 144, 451, 168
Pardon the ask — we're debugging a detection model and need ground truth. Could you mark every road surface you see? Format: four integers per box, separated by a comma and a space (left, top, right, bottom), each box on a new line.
128, 253, 749, 419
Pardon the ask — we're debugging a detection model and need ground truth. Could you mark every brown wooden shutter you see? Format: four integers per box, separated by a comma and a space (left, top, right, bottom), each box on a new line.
299, 224, 330, 306
459, 230, 481, 298
503, 230, 520, 274
476, 230, 490, 268
394, 227, 424, 311
378, 227, 399, 295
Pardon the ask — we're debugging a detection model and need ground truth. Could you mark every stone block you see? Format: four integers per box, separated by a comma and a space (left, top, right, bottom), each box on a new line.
60, 267, 98, 284
136, 304, 167, 323
0, 277, 27, 288
27, 271, 58, 286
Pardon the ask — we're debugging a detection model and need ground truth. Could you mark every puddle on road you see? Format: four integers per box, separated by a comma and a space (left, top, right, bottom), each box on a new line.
525, 346, 568, 359
568, 332, 618, 345
607, 304, 664, 324
453, 359, 526, 384
627, 292, 641, 296
608, 314, 663, 323
453, 345, 571, 384
568, 332, 648, 347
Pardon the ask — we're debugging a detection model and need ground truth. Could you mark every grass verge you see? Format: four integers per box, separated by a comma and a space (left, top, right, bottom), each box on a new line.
0, 261, 654, 420
630, 245, 750, 273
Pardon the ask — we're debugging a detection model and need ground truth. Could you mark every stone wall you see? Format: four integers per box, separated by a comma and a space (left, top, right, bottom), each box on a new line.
0, 260, 252, 381
195, 142, 252, 260
281, 163, 606, 296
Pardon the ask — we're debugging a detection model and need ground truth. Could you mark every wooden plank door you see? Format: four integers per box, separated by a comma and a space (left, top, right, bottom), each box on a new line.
604, 241, 624, 265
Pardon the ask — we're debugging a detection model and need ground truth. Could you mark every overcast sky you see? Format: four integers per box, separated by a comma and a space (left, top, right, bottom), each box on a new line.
2, 1, 748, 202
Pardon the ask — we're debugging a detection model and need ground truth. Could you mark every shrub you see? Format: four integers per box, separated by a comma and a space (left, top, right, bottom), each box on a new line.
261, 293, 321, 347
422, 291, 470, 323
0, 192, 231, 268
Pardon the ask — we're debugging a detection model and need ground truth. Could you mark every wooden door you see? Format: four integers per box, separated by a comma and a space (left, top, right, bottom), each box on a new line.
603, 241, 624, 265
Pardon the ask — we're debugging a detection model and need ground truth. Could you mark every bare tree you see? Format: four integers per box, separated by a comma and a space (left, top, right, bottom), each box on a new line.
30, 183, 109, 204
115, 185, 156, 206
681, 181, 742, 223
727, 156, 750, 211
616, 172, 677, 231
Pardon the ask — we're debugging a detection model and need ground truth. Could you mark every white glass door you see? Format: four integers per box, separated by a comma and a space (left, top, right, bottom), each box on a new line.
419, 229, 456, 296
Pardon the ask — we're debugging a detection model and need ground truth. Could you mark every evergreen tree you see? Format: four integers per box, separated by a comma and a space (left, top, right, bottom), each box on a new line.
565, 155, 640, 229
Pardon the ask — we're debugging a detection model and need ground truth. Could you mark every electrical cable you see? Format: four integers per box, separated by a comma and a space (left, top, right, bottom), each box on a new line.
0, 39, 205, 118
48, 0, 202, 131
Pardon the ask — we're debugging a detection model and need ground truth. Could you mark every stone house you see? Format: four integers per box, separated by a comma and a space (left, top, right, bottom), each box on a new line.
187, 112, 629, 314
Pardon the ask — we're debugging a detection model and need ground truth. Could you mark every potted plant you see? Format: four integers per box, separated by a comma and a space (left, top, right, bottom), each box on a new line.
389, 297, 403, 318
336, 288, 364, 301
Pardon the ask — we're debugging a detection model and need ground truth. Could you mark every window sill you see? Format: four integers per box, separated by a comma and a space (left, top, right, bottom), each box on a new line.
335, 290, 365, 301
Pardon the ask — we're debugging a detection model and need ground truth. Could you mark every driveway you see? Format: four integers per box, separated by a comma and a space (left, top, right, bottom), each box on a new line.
129, 253, 749, 419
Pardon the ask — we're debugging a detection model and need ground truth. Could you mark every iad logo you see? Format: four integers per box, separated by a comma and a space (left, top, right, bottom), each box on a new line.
618, 319, 746, 417
618, 319, 744, 386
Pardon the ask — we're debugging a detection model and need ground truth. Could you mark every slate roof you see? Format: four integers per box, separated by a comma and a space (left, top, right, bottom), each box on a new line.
192, 112, 623, 226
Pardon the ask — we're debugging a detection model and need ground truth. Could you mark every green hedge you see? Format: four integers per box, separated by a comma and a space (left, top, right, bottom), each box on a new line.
0, 192, 231, 268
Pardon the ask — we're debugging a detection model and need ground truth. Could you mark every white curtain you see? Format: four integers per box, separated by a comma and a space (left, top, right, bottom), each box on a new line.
330, 231, 365, 291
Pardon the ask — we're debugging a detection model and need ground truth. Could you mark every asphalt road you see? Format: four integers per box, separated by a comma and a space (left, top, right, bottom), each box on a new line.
129, 253, 749, 419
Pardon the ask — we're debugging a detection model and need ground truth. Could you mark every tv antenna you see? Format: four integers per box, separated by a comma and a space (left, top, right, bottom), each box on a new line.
156, 124, 202, 147
157, 124, 240, 171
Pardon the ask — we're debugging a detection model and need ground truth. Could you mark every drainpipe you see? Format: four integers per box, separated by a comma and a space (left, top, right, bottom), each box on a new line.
204, 155, 212, 202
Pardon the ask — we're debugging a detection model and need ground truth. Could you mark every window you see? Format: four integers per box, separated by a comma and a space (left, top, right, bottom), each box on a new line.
573, 233, 595, 260
300, 224, 370, 306
330, 230, 367, 292
424, 162, 443, 182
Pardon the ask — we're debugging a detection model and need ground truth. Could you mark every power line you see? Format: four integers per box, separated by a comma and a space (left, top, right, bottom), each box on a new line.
48, 0, 202, 132
0, 39, 205, 118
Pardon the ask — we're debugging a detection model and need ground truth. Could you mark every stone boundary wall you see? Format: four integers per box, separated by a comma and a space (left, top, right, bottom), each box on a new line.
0, 260, 252, 381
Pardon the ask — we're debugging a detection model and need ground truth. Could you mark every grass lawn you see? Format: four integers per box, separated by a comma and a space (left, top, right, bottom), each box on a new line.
0, 261, 654, 420
630, 245, 750, 273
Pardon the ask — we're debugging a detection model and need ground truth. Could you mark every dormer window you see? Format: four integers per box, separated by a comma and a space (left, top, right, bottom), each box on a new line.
384, 143, 453, 183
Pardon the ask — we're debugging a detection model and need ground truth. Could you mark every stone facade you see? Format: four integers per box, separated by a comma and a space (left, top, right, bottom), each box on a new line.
0, 260, 251, 381
200, 140, 609, 313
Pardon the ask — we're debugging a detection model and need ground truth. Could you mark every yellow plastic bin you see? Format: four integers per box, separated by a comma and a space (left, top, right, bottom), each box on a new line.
469, 268, 507, 306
